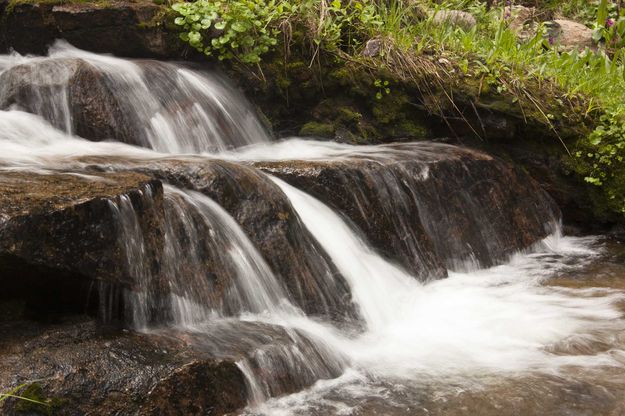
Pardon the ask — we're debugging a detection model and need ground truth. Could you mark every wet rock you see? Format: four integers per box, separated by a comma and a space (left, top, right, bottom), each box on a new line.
546, 19, 594, 51
432, 10, 477, 30
0, 58, 142, 145
256, 142, 559, 272
170, 320, 347, 401
0, 170, 164, 319
77, 156, 358, 322
0, 317, 247, 416
0, 0, 184, 58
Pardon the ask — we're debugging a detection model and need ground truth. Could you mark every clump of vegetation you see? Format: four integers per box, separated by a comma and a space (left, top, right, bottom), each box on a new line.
0, 381, 62, 415
171, 0, 625, 219
172, 0, 297, 63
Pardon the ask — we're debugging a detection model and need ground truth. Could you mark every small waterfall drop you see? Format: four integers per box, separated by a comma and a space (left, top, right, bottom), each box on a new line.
0, 41, 270, 153
271, 177, 624, 380
107, 184, 301, 328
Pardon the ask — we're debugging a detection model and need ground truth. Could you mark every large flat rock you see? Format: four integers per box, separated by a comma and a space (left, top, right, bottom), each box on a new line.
255, 142, 560, 272
0, 170, 164, 318
0, 317, 247, 416
0, 314, 346, 415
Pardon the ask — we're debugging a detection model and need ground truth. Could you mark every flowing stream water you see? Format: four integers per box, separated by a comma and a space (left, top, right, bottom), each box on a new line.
1, 42, 625, 415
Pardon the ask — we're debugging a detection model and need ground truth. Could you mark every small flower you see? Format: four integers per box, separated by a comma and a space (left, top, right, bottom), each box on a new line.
607, 18, 615, 28
548, 36, 555, 45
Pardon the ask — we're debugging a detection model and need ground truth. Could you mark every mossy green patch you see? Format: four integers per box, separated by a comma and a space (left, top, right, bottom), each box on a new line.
12, 383, 65, 415
299, 122, 335, 138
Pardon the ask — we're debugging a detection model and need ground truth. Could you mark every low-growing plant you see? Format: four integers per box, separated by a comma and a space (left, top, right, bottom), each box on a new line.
313, 0, 383, 51
172, 0, 297, 64
1, 382, 50, 408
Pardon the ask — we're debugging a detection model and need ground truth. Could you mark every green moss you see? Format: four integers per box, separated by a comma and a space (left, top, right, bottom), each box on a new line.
14, 383, 65, 415
336, 107, 362, 125
394, 119, 431, 139
299, 122, 336, 138
137, 8, 174, 30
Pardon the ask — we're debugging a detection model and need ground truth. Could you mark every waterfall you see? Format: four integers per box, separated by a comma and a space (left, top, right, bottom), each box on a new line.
162, 186, 293, 320
107, 184, 301, 327
271, 176, 416, 331
0, 40, 270, 152
1, 44, 625, 415
269, 177, 625, 380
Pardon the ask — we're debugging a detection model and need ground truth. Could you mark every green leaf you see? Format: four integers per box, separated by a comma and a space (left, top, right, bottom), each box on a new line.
598, 0, 609, 27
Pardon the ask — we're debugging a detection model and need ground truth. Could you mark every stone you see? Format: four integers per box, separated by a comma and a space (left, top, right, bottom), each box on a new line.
508, 5, 540, 42
0, 170, 164, 319
0, 317, 247, 416
0, 0, 185, 58
77, 156, 359, 322
546, 19, 594, 51
362, 37, 383, 57
0, 315, 345, 415
0, 58, 142, 145
255, 142, 560, 272
432, 9, 477, 31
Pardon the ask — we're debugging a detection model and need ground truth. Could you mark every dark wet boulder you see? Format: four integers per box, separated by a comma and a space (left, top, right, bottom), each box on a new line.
257, 156, 448, 280
77, 156, 359, 322
0, 170, 164, 319
0, 317, 247, 416
0, 58, 142, 145
256, 142, 560, 272
0, 0, 184, 58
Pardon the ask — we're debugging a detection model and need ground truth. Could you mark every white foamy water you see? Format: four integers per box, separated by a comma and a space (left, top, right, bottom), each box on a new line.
0, 110, 158, 167
239, 178, 625, 415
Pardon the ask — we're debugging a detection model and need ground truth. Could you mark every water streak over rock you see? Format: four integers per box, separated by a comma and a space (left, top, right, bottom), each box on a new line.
0, 170, 163, 318
256, 142, 560, 272
0, 44, 271, 152
78, 156, 358, 322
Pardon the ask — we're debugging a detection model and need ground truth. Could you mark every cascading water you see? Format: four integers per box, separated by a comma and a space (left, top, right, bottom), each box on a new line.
0, 40, 270, 153
1, 43, 625, 415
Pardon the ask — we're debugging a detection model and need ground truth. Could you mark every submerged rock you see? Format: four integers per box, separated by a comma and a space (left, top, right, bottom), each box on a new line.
256, 142, 560, 272
0, 58, 142, 145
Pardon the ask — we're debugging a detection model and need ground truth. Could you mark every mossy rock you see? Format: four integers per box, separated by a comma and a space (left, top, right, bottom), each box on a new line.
299, 122, 335, 138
